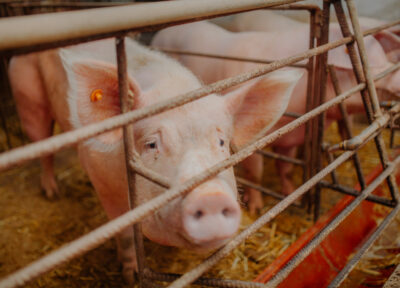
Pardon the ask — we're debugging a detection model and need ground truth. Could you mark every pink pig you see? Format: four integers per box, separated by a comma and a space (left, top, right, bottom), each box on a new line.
152, 20, 400, 213
8, 38, 302, 282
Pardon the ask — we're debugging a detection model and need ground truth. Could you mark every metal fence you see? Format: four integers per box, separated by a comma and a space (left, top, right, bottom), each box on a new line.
0, 0, 399, 287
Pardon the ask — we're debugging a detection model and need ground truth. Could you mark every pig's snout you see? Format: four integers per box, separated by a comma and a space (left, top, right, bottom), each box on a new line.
182, 188, 240, 246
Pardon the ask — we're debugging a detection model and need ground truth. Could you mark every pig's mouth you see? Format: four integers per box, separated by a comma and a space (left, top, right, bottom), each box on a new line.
178, 232, 231, 252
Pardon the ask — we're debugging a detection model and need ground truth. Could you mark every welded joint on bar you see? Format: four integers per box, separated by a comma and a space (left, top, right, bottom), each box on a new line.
327, 105, 400, 152
129, 160, 171, 189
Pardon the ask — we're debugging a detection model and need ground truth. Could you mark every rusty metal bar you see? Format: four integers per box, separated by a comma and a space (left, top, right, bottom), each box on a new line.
266, 154, 400, 288
322, 143, 339, 184
319, 180, 395, 207
152, 48, 307, 68
256, 149, 304, 166
345, 0, 381, 118
0, 67, 372, 288
328, 64, 366, 190
0, 31, 377, 172
0, 0, 303, 53
237, 177, 286, 201
302, 8, 318, 211
143, 269, 266, 288
0, 57, 11, 149
116, 36, 146, 286
312, 0, 331, 221
327, 202, 400, 288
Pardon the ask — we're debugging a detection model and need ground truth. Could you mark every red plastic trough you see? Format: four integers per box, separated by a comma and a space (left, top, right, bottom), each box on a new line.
255, 159, 400, 287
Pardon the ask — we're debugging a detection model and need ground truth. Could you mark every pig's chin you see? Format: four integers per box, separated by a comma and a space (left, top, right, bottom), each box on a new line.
142, 214, 231, 252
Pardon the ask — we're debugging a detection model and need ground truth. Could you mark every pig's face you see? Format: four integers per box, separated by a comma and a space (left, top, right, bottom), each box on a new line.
134, 97, 238, 250
62, 47, 303, 251
133, 70, 303, 251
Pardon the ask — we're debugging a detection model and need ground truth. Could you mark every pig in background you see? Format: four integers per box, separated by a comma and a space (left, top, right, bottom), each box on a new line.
8, 38, 302, 283
152, 18, 400, 213
212, 10, 400, 63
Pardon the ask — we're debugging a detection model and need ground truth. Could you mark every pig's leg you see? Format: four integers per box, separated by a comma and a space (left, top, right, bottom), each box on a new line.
9, 57, 60, 199
116, 227, 137, 285
38, 122, 60, 199
241, 153, 264, 214
273, 146, 297, 195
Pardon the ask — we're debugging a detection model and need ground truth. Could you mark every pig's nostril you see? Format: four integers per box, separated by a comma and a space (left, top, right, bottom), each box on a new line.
194, 210, 204, 219
222, 208, 230, 217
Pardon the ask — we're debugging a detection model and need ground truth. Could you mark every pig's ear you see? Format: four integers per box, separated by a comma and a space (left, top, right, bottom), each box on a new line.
61, 53, 142, 148
372, 31, 400, 63
225, 69, 303, 149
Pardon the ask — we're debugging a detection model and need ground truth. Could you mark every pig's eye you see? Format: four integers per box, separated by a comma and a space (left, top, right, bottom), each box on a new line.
145, 141, 157, 150
219, 139, 225, 147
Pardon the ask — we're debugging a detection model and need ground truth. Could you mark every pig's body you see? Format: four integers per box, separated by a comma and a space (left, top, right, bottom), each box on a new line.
9, 38, 302, 281
216, 10, 400, 63
152, 21, 399, 211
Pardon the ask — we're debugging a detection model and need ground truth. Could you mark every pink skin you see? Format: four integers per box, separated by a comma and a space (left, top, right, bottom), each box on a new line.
152, 21, 400, 213
8, 38, 301, 282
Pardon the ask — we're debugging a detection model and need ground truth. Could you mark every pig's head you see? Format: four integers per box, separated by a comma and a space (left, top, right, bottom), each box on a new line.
329, 26, 400, 98
62, 47, 302, 251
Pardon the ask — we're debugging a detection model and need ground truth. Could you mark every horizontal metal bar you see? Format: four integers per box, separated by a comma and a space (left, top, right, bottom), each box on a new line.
143, 269, 266, 288
0, 0, 303, 52
236, 177, 286, 200
256, 149, 304, 166
268, 3, 320, 11
0, 29, 374, 172
8, 1, 129, 9
319, 180, 395, 207
152, 47, 308, 68
266, 155, 400, 287
328, 202, 400, 288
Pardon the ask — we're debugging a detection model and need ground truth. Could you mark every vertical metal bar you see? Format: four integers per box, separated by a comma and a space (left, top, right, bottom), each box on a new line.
322, 143, 338, 184
335, 0, 399, 203
312, 0, 331, 221
0, 57, 11, 150
116, 36, 146, 286
328, 65, 366, 190
302, 8, 318, 210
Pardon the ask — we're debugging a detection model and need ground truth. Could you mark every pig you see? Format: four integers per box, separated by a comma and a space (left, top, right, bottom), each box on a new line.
8, 38, 302, 283
152, 20, 400, 213
215, 10, 400, 63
